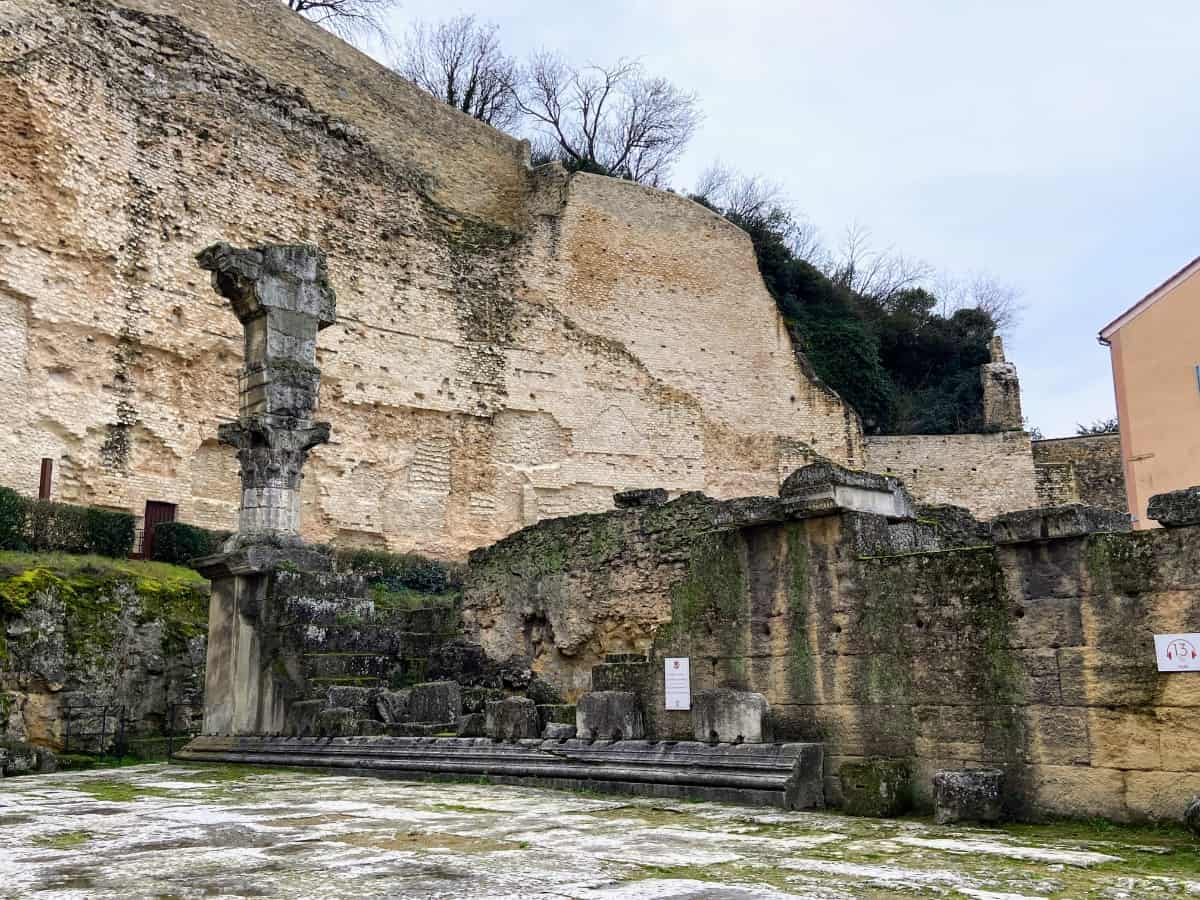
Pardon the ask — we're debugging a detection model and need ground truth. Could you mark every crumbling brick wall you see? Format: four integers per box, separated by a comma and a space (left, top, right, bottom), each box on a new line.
0, 0, 863, 558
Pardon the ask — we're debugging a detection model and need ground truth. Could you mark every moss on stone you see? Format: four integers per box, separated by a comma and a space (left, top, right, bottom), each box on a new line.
666, 531, 747, 659
785, 524, 814, 700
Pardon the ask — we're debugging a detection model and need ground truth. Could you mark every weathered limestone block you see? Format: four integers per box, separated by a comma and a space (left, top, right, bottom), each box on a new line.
780, 460, 915, 520
692, 689, 770, 743
374, 689, 411, 724
456, 713, 487, 737
614, 488, 668, 508
1147, 487, 1200, 528
576, 691, 644, 741
286, 700, 327, 738
485, 697, 540, 741
408, 682, 462, 724
536, 704, 576, 733
991, 505, 1129, 544
327, 686, 373, 715
0, 741, 56, 777
933, 769, 1005, 825
354, 720, 388, 736
317, 707, 358, 738
839, 759, 912, 817
543, 722, 577, 740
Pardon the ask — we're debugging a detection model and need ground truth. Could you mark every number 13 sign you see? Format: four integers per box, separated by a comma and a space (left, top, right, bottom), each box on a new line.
1155, 634, 1200, 672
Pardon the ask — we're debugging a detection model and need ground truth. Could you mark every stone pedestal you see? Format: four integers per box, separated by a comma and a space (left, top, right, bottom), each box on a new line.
692, 689, 770, 743
576, 691, 645, 741
933, 768, 1005, 825
839, 759, 912, 818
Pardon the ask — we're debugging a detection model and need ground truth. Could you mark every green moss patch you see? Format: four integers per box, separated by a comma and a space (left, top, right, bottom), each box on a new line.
32, 830, 92, 850
72, 779, 172, 802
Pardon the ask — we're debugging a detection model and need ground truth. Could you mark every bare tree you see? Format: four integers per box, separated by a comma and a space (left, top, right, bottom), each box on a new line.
692, 162, 824, 262
283, 0, 397, 45
517, 53, 702, 186
827, 223, 933, 305
935, 272, 1024, 335
395, 15, 522, 130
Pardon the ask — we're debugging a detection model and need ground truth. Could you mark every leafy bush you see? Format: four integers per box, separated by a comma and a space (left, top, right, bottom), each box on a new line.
0, 487, 28, 551
0, 489, 135, 558
151, 522, 231, 566
335, 548, 464, 594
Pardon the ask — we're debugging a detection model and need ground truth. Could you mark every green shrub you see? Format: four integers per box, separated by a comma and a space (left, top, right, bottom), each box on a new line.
335, 548, 464, 594
8, 496, 136, 558
0, 487, 28, 551
151, 522, 230, 566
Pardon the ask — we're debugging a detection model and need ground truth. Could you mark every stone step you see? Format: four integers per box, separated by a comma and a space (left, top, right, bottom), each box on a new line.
303, 652, 393, 680
176, 736, 825, 810
283, 596, 377, 627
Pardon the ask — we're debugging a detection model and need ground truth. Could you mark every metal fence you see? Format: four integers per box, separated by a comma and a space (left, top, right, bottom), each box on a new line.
63, 703, 197, 759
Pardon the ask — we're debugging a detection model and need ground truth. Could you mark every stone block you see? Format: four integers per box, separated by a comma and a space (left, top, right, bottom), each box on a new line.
461, 686, 505, 714
317, 707, 357, 738
991, 505, 1129, 544
536, 704, 576, 732
327, 685, 373, 714
456, 713, 487, 737
485, 697, 540, 741
932, 769, 1005, 824
692, 689, 770, 743
1147, 487, 1200, 528
408, 682, 462, 723
1124, 771, 1200, 822
1, 741, 42, 777
614, 488, 668, 508
1186, 797, 1200, 835
286, 699, 326, 737
576, 691, 644, 741
374, 689, 410, 724
354, 719, 388, 736
780, 460, 915, 520
1022, 707, 1090, 766
1087, 708, 1161, 769
839, 759, 912, 817
1026, 764, 1127, 821
543, 723, 577, 740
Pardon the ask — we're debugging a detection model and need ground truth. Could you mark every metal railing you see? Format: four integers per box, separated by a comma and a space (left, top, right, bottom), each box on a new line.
63, 702, 198, 759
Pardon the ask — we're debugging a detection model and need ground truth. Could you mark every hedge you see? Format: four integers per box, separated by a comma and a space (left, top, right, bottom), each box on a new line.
335, 548, 464, 594
0, 486, 135, 557
151, 522, 231, 566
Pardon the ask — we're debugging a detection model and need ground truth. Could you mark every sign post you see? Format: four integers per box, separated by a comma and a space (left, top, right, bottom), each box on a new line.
665, 657, 691, 710
1155, 633, 1200, 672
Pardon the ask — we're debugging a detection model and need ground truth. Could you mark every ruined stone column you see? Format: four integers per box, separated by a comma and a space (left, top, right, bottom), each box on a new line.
192, 241, 338, 736
196, 242, 335, 540
981, 335, 1024, 431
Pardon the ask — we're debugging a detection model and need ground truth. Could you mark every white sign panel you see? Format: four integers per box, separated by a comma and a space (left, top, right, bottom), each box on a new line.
1155, 633, 1200, 672
665, 657, 691, 710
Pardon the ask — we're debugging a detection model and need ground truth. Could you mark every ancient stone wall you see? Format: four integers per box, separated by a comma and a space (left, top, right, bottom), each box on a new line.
1032, 434, 1126, 513
864, 432, 1038, 520
0, 572, 207, 753
0, 0, 862, 559
463, 494, 1200, 822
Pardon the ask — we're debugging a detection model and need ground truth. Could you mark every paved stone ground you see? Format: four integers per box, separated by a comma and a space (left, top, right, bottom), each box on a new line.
2, 765, 1199, 898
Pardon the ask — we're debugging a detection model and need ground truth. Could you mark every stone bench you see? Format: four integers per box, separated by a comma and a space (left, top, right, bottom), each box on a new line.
176, 735, 824, 810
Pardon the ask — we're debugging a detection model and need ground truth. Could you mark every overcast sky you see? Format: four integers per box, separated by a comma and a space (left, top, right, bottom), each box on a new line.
366, 1, 1199, 438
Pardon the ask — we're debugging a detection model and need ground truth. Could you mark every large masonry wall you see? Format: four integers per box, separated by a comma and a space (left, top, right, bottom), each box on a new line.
0, 0, 862, 558
865, 432, 1038, 520
1032, 434, 1126, 513
464, 496, 1200, 822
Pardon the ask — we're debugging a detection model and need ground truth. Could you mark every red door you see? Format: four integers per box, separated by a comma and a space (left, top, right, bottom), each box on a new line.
142, 501, 177, 560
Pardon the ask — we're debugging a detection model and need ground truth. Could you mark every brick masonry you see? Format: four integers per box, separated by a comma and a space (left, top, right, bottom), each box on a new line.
864, 432, 1039, 520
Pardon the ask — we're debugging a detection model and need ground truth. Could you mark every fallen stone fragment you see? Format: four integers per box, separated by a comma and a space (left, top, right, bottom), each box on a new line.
933, 768, 1005, 825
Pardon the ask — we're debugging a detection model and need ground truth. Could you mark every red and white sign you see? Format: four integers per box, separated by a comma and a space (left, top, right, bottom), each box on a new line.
1155, 634, 1200, 672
